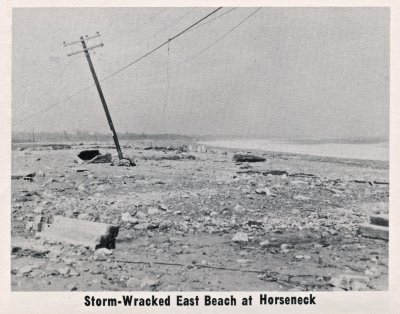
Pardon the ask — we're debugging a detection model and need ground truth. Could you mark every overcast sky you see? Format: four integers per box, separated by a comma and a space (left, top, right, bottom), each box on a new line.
12, 7, 389, 139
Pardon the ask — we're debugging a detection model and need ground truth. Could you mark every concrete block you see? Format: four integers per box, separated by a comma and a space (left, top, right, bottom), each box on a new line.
359, 223, 388, 241
41, 215, 119, 250
369, 214, 389, 227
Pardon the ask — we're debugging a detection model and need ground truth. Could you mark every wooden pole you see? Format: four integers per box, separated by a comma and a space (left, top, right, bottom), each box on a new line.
80, 36, 124, 160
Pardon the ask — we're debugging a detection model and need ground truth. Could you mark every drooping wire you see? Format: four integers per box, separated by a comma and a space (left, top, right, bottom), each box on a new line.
14, 8, 223, 127
119, 8, 170, 39
164, 41, 170, 110
39, 58, 75, 100
186, 7, 237, 34
15, 58, 77, 125
127, 8, 261, 82
100, 7, 223, 82
133, 8, 197, 49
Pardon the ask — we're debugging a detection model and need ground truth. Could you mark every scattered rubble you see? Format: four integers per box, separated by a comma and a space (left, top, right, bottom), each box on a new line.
110, 157, 136, 167
11, 141, 389, 291
232, 232, 249, 243
143, 153, 195, 161
330, 275, 370, 291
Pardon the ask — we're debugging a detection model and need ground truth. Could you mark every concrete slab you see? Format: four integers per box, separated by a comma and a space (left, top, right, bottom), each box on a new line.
369, 214, 389, 227
359, 224, 389, 241
40, 216, 119, 250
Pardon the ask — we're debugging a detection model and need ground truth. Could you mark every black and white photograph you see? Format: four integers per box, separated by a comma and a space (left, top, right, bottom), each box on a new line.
4, 1, 396, 305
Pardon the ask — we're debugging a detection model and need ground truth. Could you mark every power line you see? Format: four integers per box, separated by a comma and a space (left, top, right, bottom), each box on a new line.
14, 84, 94, 126
15, 58, 77, 125
186, 7, 237, 34
14, 7, 232, 126
126, 8, 261, 82
39, 58, 75, 99
14, 7, 223, 126
133, 8, 197, 48
100, 7, 223, 82
119, 8, 169, 38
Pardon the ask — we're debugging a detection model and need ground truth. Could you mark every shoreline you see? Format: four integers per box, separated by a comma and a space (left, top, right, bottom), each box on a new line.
199, 140, 389, 162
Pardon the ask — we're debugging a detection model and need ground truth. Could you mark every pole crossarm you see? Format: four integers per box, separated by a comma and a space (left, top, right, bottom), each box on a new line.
63, 33, 101, 47
66, 43, 104, 57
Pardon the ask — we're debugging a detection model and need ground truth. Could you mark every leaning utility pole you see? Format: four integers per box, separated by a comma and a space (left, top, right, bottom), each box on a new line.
63, 33, 124, 160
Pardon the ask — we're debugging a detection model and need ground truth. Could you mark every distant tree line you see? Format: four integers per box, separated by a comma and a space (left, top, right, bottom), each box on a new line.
11, 131, 199, 143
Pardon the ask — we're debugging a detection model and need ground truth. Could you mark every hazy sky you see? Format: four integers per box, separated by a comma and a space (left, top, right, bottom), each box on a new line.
12, 7, 389, 138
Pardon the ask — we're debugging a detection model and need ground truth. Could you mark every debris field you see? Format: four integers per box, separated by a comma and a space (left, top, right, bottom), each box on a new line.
11, 141, 389, 291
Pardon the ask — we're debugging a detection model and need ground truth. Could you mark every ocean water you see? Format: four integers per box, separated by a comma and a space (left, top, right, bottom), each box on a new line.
200, 139, 389, 161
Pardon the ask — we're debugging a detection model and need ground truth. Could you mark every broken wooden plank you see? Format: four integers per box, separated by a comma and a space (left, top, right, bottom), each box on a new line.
40, 216, 119, 250
351, 180, 389, 185
87, 153, 112, 164
263, 170, 288, 176
369, 214, 389, 227
358, 224, 388, 241
11, 172, 36, 180
233, 153, 266, 163
236, 170, 262, 174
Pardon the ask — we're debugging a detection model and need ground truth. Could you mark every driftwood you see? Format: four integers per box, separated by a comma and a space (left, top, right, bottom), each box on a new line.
233, 153, 266, 163
263, 170, 288, 176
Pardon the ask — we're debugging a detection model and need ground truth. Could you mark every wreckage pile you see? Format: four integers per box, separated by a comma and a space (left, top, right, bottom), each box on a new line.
74, 149, 136, 166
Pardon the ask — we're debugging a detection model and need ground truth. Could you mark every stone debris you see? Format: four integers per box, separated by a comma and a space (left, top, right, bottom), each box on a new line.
94, 248, 113, 255
255, 187, 275, 196
232, 232, 249, 243
66, 284, 78, 291
330, 275, 370, 291
259, 240, 270, 247
110, 157, 136, 167
293, 195, 311, 201
121, 212, 138, 224
140, 278, 160, 290
11, 142, 388, 291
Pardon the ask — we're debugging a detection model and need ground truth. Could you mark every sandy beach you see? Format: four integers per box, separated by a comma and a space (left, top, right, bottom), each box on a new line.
11, 140, 389, 291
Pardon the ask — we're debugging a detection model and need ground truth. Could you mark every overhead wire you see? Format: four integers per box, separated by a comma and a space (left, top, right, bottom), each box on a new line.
133, 8, 197, 48
119, 8, 169, 38
39, 58, 75, 99
164, 41, 170, 110
126, 8, 261, 81
186, 7, 237, 34
15, 58, 76, 125
14, 7, 222, 126
100, 7, 223, 82
15, 7, 260, 127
